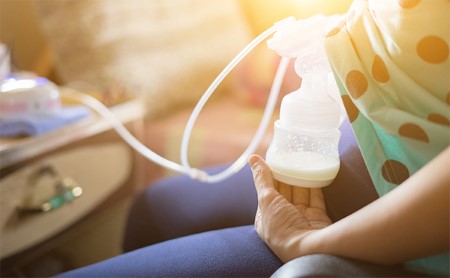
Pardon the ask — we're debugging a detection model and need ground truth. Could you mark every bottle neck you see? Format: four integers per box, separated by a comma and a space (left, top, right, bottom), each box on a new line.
279, 86, 341, 131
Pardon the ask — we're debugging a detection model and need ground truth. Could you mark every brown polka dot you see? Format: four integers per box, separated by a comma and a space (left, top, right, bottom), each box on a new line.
447, 92, 450, 105
345, 70, 368, 99
398, 0, 420, 8
381, 159, 410, 185
372, 55, 390, 83
398, 123, 429, 142
342, 95, 360, 123
428, 113, 450, 126
416, 36, 449, 64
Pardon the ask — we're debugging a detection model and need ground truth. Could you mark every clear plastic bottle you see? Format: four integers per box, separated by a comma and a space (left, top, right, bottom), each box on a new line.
265, 82, 341, 187
265, 16, 341, 188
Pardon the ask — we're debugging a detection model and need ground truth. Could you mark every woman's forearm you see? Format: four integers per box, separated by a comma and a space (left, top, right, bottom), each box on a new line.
310, 147, 450, 265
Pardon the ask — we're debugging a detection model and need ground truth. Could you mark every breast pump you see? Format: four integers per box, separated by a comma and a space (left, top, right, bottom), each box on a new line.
4, 15, 341, 187
265, 16, 341, 187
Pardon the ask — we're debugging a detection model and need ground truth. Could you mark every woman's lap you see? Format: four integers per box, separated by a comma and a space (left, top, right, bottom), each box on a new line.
59, 118, 379, 277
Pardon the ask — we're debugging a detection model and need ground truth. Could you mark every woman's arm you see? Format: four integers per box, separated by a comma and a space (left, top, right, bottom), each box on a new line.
313, 146, 449, 264
249, 146, 449, 264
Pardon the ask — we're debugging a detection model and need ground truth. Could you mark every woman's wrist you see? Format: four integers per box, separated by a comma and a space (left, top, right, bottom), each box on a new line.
301, 228, 334, 257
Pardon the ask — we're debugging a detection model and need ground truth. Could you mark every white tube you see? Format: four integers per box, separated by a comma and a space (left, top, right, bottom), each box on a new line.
180, 25, 278, 170
61, 88, 208, 180
181, 57, 289, 183
179, 25, 289, 183
62, 22, 291, 183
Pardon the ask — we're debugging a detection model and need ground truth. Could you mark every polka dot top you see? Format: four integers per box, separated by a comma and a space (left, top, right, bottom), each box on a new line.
324, 0, 449, 275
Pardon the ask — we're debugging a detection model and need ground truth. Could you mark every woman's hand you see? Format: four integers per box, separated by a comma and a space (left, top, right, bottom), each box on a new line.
250, 147, 449, 267
249, 154, 332, 262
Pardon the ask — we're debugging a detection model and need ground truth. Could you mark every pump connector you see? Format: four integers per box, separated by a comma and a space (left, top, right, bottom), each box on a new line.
188, 168, 210, 182
268, 16, 328, 58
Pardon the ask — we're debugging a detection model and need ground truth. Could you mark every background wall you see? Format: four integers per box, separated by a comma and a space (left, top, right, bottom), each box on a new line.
239, 0, 352, 35
0, 0, 351, 81
0, 0, 54, 77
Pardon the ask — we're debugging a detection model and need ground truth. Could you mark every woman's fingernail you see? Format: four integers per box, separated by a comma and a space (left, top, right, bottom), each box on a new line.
248, 155, 259, 168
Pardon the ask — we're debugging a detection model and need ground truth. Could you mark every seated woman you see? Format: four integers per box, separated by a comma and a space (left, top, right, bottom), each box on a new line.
59, 0, 449, 277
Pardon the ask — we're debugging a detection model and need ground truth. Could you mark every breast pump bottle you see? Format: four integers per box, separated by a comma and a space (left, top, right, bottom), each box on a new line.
265, 16, 341, 188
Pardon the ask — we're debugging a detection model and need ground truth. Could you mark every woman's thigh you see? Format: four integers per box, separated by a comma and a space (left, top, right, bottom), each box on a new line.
61, 226, 283, 278
123, 164, 258, 251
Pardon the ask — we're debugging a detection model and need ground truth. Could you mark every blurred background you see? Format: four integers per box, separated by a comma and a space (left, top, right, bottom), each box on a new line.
1, 0, 351, 81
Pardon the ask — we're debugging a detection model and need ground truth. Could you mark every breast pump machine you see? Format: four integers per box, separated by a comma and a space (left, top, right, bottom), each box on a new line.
2, 15, 341, 188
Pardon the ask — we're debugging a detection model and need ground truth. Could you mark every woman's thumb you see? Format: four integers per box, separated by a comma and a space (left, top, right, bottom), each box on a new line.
248, 154, 275, 191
